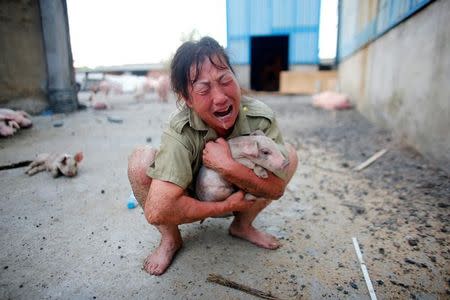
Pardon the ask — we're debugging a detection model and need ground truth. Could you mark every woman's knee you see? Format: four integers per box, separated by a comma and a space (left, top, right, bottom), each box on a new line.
128, 146, 157, 186
285, 143, 298, 182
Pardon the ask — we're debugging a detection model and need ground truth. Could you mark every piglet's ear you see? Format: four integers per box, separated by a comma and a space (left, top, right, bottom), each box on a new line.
241, 141, 259, 158
250, 130, 265, 136
74, 152, 83, 163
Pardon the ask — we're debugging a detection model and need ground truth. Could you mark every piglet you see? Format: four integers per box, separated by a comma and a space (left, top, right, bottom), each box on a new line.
25, 152, 83, 177
0, 108, 32, 137
0, 108, 32, 128
312, 91, 353, 110
196, 131, 289, 202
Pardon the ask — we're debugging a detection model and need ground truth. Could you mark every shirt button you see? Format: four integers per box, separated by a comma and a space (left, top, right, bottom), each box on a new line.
243, 106, 248, 112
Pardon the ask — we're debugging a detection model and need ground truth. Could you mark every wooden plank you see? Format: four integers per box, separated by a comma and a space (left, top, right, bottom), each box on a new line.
279, 70, 337, 94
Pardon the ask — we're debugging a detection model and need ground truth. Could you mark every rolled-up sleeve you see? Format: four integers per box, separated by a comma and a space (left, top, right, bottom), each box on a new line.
147, 130, 193, 189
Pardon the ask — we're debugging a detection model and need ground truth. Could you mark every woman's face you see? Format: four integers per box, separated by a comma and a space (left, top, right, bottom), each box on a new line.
185, 56, 241, 137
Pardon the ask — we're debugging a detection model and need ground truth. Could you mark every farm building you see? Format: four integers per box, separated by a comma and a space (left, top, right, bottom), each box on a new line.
337, 0, 449, 172
226, 0, 449, 172
226, 0, 322, 91
0, 0, 78, 114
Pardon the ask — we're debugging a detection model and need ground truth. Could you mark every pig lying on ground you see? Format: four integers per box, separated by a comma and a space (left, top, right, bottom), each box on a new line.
25, 152, 83, 177
312, 91, 353, 110
0, 109, 32, 137
195, 131, 289, 203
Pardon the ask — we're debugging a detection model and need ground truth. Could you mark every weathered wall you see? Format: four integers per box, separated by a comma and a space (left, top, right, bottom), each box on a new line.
0, 0, 48, 113
339, 0, 450, 173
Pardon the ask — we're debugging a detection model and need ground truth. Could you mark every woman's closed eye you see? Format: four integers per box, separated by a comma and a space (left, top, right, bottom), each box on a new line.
219, 75, 233, 85
193, 84, 210, 95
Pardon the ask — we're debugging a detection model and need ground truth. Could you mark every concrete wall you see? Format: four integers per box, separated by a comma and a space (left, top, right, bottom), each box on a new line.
338, 0, 450, 173
0, 0, 48, 113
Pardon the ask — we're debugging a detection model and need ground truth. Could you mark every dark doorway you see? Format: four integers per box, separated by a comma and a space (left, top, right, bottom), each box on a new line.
250, 35, 289, 91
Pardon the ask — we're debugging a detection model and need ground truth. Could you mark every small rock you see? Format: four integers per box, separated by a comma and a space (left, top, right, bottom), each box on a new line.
107, 116, 123, 123
405, 258, 416, 265
350, 282, 358, 289
52, 120, 64, 127
406, 236, 418, 246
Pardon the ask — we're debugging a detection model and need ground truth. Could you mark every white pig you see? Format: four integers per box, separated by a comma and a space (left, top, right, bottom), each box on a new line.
0, 108, 32, 137
0, 108, 32, 128
25, 152, 83, 177
195, 131, 289, 202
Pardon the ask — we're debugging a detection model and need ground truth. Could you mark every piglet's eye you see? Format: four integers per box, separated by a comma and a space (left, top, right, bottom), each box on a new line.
261, 149, 271, 155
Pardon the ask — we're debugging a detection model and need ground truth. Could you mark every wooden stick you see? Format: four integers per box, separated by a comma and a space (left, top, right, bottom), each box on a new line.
0, 160, 32, 171
352, 237, 378, 300
207, 274, 282, 300
353, 149, 387, 171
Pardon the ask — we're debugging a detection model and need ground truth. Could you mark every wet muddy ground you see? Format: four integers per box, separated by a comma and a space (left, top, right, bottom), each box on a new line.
0, 92, 448, 299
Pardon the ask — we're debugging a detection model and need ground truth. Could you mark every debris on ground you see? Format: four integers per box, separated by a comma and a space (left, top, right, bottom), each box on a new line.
127, 193, 138, 209
52, 120, 64, 127
354, 149, 388, 171
107, 115, 123, 124
207, 273, 281, 300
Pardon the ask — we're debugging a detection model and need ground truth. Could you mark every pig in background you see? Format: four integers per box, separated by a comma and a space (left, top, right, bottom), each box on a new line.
0, 108, 33, 137
312, 91, 353, 110
134, 71, 170, 102
195, 131, 290, 203
88, 79, 124, 110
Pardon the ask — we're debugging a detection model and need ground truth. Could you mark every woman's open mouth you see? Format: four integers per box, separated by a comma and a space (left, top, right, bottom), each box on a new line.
213, 105, 233, 118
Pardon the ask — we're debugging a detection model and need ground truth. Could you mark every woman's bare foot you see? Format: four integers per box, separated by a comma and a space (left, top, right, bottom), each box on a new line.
229, 221, 281, 249
143, 238, 182, 275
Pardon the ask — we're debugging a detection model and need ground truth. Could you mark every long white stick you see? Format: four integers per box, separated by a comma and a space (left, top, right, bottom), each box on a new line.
352, 237, 378, 300
353, 149, 387, 171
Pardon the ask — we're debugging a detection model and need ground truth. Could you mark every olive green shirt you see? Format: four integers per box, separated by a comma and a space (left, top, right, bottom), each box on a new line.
147, 96, 288, 195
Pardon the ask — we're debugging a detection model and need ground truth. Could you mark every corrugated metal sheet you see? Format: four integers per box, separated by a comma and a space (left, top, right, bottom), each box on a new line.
338, 0, 434, 61
226, 0, 321, 65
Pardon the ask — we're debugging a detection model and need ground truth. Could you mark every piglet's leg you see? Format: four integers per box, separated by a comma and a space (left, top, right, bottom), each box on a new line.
26, 163, 46, 175
253, 166, 268, 178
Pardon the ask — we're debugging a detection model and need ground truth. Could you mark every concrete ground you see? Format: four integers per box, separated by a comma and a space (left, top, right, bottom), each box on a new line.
0, 92, 449, 299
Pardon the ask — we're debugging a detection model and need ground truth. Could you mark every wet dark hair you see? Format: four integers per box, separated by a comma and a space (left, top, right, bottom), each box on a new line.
170, 36, 234, 107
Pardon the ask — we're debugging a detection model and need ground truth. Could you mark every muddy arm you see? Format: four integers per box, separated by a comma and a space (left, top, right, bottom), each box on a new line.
219, 160, 286, 199
145, 179, 253, 225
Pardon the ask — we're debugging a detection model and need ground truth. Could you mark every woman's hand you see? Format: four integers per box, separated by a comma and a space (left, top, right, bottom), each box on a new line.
202, 138, 234, 171
223, 190, 255, 212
